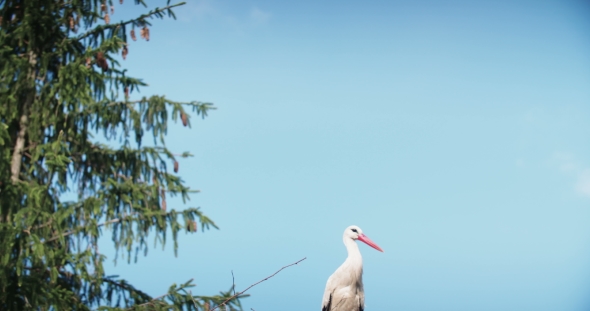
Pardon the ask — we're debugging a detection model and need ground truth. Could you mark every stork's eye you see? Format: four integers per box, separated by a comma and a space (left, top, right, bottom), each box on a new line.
351, 229, 358, 233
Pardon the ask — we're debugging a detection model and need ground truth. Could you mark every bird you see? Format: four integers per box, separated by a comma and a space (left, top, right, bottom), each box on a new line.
321, 225, 384, 311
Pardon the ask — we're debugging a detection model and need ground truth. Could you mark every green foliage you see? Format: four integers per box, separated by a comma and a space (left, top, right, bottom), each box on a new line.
0, 0, 244, 310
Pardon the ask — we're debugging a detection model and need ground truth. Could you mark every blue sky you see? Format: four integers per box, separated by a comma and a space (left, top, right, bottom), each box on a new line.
99, 1, 590, 310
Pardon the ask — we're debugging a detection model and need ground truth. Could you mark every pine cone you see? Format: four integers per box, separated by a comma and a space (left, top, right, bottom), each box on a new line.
140, 26, 150, 41
95, 52, 108, 72
187, 221, 197, 232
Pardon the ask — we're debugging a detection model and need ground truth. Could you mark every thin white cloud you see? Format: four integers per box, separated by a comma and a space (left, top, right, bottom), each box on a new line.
553, 152, 579, 173
249, 7, 271, 25
553, 152, 590, 198
177, 1, 271, 30
191, 0, 216, 18
576, 170, 590, 198
177, 0, 217, 22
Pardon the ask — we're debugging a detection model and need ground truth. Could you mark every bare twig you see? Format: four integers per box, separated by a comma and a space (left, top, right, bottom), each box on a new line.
28, 218, 54, 231
231, 270, 236, 296
188, 290, 199, 309
210, 257, 306, 311
23, 295, 31, 308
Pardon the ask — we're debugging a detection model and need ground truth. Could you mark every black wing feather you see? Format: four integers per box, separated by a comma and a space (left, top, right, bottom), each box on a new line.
322, 293, 332, 311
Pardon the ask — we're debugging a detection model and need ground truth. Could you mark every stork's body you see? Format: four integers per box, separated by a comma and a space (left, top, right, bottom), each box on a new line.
321, 226, 383, 311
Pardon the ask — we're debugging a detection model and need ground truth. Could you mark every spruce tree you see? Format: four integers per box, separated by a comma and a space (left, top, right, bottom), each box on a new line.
0, 1, 244, 309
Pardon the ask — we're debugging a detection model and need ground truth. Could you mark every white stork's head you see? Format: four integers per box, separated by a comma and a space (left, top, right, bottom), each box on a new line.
344, 225, 384, 252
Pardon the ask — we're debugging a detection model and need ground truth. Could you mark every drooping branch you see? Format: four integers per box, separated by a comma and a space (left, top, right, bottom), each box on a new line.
41, 216, 127, 244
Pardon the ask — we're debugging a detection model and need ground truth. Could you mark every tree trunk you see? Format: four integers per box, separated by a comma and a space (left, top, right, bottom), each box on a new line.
10, 51, 36, 183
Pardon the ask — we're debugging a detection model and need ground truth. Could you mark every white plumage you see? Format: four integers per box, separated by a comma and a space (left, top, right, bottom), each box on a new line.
321, 225, 383, 311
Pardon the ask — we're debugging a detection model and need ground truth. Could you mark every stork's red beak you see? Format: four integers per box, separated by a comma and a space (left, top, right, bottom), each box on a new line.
357, 233, 384, 252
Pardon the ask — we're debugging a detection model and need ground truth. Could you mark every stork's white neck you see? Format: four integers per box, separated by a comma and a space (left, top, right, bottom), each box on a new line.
343, 236, 363, 270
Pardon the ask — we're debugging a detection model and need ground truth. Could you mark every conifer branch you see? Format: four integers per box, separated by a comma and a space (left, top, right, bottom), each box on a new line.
74, 2, 186, 42
106, 99, 144, 107
126, 291, 169, 309
1, 1, 233, 308
210, 257, 307, 311
125, 278, 194, 310
41, 216, 128, 244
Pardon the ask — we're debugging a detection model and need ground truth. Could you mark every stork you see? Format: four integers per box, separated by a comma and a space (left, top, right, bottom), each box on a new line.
321, 225, 383, 311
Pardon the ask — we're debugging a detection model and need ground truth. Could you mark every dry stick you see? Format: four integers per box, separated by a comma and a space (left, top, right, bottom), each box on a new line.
210, 257, 307, 311
188, 290, 199, 309
231, 270, 236, 296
